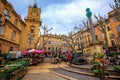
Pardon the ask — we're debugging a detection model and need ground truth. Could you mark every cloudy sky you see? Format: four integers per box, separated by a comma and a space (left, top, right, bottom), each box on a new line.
8, 0, 114, 35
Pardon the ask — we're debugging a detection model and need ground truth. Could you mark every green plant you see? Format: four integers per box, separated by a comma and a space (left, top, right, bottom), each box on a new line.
105, 71, 110, 76
92, 52, 109, 80
114, 65, 120, 72
98, 53, 104, 59
93, 69, 99, 76
110, 52, 120, 57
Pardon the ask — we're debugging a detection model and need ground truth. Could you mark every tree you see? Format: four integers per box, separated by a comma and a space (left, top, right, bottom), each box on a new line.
110, 0, 120, 21
74, 24, 86, 52
74, 21, 92, 52
38, 25, 52, 49
34, 28, 40, 49
61, 31, 76, 52
94, 14, 109, 50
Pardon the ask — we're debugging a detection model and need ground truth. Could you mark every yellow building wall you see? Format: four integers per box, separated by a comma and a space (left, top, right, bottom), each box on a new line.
0, 0, 25, 53
39, 34, 62, 52
22, 5, 41, 50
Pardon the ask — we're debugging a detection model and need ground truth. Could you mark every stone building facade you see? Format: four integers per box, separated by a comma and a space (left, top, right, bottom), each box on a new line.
0, 0, 42, 53
0, 0, 25, 53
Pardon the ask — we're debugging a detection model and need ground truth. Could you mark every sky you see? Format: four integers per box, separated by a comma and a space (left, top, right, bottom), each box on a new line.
8, 0, 114, 35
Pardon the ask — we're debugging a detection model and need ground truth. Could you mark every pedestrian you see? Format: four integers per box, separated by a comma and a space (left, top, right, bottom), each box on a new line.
66, 52, 72, 65
105, 50, 110, 59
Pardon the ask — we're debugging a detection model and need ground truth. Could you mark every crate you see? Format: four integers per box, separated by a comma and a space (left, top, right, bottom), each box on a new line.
9, 67, 26, 80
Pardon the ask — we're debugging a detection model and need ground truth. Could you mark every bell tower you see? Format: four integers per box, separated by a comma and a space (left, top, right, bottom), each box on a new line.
24, 0, 42, 49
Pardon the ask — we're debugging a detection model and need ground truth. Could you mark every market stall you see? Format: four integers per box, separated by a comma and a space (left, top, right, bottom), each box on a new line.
0, 60, 29, 80
21, 49, 45, 65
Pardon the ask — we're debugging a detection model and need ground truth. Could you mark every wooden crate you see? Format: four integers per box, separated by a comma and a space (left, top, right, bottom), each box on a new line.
10, 67, 27, 80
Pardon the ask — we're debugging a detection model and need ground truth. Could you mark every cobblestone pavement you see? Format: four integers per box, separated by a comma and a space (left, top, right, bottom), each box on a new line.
22, 58, 68, 80
22, 72, 67, 80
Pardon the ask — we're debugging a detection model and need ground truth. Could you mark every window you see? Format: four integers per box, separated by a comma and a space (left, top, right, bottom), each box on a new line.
105, 20, 109, 24
14, 19, 18, 26
48, 41, 51, 44
95, 35, 98, 40
11, 31, 16, 40
56, 47, 57, 50
31, 29, 34, 33
48, 47, 50, 50
9, 47, 13, 51
109, 33, 114, 39
111, 40, 115, 46
116, 26, 120, 34
107, 26, 111, 31
4, 9, 10, 20
118, 35, 120, 41
51, 41, 54, 45
30, 26, 34, 33
52, 47, 54, 50
0, 26, 5, 35
113, 17, 118, 22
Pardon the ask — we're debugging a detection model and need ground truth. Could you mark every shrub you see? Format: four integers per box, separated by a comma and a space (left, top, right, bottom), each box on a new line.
98, 53, 104, 59
105, 71, 110, 76
93, 69, 99, 76
114, 65, 120, 72
110, 52, 120, 57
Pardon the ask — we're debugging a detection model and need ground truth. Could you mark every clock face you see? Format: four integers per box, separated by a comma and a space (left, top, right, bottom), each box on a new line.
32, 11, 37, 16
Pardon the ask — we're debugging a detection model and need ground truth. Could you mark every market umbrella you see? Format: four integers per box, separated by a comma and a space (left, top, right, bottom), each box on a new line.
27, 49, 35, 53
33, 50, 44, 54
21, 51, 28, 55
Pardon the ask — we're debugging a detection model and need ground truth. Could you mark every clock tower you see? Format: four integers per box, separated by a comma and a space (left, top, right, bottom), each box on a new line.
24, 1, 42, 49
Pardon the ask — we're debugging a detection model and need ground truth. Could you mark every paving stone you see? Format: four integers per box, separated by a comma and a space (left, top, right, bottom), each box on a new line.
22, 72, 67, 80
22, 58, 68, 80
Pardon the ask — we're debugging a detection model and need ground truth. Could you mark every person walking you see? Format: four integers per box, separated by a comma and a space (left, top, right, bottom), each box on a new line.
66, 52, 72, 65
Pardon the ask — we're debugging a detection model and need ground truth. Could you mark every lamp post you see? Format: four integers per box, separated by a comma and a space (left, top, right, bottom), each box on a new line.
86, 8, 98, 43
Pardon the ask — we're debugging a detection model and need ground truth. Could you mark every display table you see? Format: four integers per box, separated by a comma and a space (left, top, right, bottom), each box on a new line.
0, 60, 29, 80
